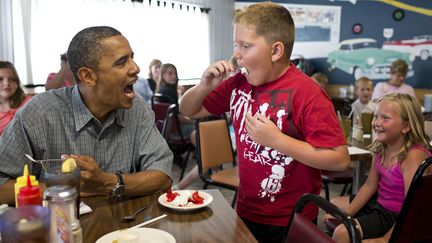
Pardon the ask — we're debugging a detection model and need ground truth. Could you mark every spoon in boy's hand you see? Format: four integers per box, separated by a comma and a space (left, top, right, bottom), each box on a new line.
229, 56, 249, 76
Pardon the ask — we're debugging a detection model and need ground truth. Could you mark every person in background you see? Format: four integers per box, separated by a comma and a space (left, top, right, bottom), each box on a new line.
311, 72, 329, 93
0, 26, 173, 205
45, 53, 75, 90
147, 59, 162, 93
371, 59, 415, 101
0, 61, 32, 135
326, 93, 431, 243
156, 63, 195, 141
351, 77, 375, 128
179, 3, 350, 242
134, 75, 153, 105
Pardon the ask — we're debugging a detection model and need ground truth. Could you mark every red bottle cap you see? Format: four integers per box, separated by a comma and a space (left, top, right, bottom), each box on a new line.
17, 175, 42, 207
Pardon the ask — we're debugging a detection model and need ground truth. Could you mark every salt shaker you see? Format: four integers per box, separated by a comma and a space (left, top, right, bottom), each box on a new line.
44, 185, 80, 243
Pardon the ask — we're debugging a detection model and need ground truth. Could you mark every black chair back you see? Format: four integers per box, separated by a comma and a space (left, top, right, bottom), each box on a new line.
286, 193, 361, 243
390, 156, 432, 243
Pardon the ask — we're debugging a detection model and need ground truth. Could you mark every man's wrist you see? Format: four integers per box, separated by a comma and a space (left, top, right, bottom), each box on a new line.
111, 173, 125, 198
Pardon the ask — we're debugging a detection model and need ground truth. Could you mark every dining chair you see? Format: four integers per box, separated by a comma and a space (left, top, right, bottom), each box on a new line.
151, 93, 173, 133
285, 193, 361, 243
321, 168, 353, 201
161, 104, 194, 181
388, 156, 432, 243
331, 96, 352, 117
195, 116, 239, 207
324, 156, 432, 242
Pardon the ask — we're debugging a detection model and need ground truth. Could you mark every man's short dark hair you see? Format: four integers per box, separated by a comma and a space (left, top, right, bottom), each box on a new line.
67, 26, 122, 82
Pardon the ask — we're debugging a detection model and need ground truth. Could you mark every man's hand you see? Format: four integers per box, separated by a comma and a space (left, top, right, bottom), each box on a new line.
67, 154, 116, 197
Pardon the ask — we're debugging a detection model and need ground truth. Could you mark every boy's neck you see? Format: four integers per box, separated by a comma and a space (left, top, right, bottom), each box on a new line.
359, 99, 369, 105
268, 60, 291, 83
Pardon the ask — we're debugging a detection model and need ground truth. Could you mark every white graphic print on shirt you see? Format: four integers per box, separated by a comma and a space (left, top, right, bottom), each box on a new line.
230, 88, 294, 202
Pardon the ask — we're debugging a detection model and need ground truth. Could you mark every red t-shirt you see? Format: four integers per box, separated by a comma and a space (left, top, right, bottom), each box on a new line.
203, 64, 346, 226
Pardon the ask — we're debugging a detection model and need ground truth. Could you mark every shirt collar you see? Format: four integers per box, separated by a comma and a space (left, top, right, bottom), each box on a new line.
71, 86, 126, 131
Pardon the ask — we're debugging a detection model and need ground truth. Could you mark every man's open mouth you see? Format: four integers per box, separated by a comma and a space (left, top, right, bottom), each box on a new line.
124, 83, 134, 94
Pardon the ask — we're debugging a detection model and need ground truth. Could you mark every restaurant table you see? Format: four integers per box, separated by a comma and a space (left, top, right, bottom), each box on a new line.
80, 189, 257, 243
349, 139, 373, 194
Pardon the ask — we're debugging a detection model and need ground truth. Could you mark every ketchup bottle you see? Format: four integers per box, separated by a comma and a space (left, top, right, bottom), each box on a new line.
17, 175, 42, 207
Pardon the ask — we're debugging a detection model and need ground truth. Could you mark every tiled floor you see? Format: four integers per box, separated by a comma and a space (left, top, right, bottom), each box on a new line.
171, 153, 347, 231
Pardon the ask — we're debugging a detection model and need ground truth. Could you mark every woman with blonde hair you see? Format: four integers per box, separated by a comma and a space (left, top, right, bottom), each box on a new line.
147, 59, 162, 93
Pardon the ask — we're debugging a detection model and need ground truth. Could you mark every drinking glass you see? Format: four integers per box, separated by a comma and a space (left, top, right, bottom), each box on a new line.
0, 205, 50, 242
42, 161, 81, 217
361, 112, 373, 134
341, 116, 351, 142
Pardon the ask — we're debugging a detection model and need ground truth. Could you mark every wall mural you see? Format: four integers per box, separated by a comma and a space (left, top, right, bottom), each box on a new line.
236, 0, 432, 88
327, 37, 415, 80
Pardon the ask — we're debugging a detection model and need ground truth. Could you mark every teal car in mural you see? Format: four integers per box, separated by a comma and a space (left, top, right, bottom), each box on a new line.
327, 38, 414, 79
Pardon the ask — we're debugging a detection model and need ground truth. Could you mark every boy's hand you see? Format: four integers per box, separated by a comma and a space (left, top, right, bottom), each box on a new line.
201, 60, 236, 89
246, 112, 281, 147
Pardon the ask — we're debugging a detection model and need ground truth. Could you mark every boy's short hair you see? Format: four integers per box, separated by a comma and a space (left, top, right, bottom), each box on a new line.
233, 2, 295, 60
311, 72, 329, 87
391, 59, 409, 76
355, 76, 373, 88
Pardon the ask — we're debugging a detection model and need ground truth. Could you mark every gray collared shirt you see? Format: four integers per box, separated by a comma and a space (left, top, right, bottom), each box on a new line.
0, 86, 173, 184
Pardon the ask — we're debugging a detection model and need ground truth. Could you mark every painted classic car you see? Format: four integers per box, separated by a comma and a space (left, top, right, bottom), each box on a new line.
383, 35, 432, 60
327, 38, 414, 79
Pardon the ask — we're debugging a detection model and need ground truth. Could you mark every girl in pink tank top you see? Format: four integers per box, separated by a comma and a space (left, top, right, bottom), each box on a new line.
326, 93, 431, 242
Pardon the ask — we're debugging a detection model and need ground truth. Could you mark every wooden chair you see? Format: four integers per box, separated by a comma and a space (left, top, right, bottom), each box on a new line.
286, 193, 361, 243
161, 104, 194, 181
195, 116, 239, 207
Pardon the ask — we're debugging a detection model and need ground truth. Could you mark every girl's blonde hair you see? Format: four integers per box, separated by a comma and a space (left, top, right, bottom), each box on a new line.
148, 59, 161, 80
0, 61, 26, 108
156, 63, 178, 92
369, 93, 430, 162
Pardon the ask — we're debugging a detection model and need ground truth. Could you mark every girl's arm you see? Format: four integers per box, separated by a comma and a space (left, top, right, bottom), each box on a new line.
345, 159, 379, 216
401, 148, 428, 195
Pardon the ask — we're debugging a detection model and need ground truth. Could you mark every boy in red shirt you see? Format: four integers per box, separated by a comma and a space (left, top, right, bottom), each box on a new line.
180, 2, 350, 242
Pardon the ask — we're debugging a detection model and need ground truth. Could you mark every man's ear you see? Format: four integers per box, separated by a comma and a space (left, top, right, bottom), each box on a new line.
271, 41, 285, 62
77, 67, 97, 86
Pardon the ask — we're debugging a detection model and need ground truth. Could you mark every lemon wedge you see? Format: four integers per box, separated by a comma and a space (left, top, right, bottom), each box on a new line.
61, 158, 77, 173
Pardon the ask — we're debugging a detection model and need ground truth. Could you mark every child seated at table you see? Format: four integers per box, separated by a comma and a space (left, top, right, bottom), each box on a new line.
351, 77, 375, 130
325, 93, 431, 243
